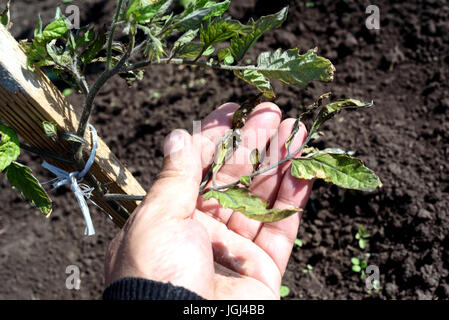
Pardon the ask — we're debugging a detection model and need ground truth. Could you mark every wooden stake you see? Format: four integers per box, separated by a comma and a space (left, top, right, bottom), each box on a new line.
0, 25, 146, 228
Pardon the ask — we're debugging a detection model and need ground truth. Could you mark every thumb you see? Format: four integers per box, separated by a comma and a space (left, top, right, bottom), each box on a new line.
138, 129, 202, 221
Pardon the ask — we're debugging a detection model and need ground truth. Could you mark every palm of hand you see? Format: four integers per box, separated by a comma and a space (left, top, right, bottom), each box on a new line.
105, 102, 312, 300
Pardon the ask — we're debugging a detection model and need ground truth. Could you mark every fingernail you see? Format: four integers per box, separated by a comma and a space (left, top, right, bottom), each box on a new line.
164, 129, 185, 156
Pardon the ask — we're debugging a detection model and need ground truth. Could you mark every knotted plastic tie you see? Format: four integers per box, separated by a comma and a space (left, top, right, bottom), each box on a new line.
42, 124, 98, 236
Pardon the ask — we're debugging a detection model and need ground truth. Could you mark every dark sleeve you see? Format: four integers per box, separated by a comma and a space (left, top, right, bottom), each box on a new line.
102, 277, 205, 300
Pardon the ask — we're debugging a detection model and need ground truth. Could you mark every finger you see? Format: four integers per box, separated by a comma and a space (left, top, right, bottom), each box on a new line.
213, 263, 278, 299
192, 209, 281, 298
254, 171, 313, 275
193, 103, 240, 174
134, 129, 202, 223
251, 119, 307, 206
225, 118, 307, 240
197, 102, 282, 224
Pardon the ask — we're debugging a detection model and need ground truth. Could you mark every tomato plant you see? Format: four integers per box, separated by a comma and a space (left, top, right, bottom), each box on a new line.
0, 0, 381, 227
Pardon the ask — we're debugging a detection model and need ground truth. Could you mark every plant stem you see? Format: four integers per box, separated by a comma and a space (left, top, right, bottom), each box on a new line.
120, 57, 267, 73
200, 133, 313, 194
103, 193, 145, 201
76, 45, 131, 141
106, 0, 124, 71
63, 0, 132, 228
20, 144, 74, 165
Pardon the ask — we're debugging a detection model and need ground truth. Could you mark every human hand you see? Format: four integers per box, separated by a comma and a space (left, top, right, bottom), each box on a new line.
105, 102, 313, 299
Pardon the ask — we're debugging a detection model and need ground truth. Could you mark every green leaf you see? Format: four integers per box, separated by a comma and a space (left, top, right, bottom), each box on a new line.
81, 29, 107, 64
0, 123, 20, 172
144, 32, 166, 61
34, 14, 43, 36
40, 17, 69, 42
127, 0, 170, 21
202, 45, 215, 56
305, 2, 315, 8
294, 238, 303, 247
297, 92, 332, 121
291, 153, 382, 191
21, 41, 46, 69
231, 93, 263, 129
311, 98, 373, 132
250, 148, 260, 171
54, 7, 63, 19
203, 187, 301, 222
5, 162, 52, 216
23, 16, 71, 69
211, 130, 239, 179
0, 0, 11, 29
230, 7, 287, 62
45, 43, 73, 70
67, 31, 77, 53
45, 44, 80, 77
303, 148, 355, 160
223, 55, 234, 65
176, 1, 230, 31
254, 48, 335, 88
285, 118, 301, 150
126, 0, 142, 20
218, 48, 231, 61
233, 48, 333, 96
25, 17, 70, 68
172, 29, 199, 54
200, 17, 251, 48
134, 0, 166, 23
62, 88, 73, 97
351, 257, 360, 265
154, 0, 173, 19
179, 0, 194, 8
352, 265, 361, 273
234, 70, 274, 98
280, 285, 290, 298
358, 225, 370, 238
188, 0, 217, 10
200, 0, 229, 20
218, 48, 235, 64
360, 260, 368, 269
239, 176, 251, 187
42, 121, 57, 138
359, 238, 367, 250
175, 42, 204, 58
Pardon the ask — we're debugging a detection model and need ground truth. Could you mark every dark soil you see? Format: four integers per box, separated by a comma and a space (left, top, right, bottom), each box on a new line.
1, 0, 448, 299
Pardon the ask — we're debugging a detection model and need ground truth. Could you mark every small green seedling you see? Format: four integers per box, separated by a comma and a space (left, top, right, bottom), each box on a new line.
62, 88, 73, 97
302, 264, 313, 274
42, 121, 58, 138
149, 91, 162, 99
351, 253, 370, 279
305, 2, 315, 8
280, 285, 290, 298
294, 238, 303, 247
367, 279, 381, 294
355, 225, 370, 250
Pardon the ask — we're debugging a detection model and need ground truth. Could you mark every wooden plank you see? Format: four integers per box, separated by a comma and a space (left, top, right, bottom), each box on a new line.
0, 25, 146, 228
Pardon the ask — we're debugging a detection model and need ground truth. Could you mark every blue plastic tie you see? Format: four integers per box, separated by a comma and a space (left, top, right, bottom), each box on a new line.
42, 124, 98, 236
